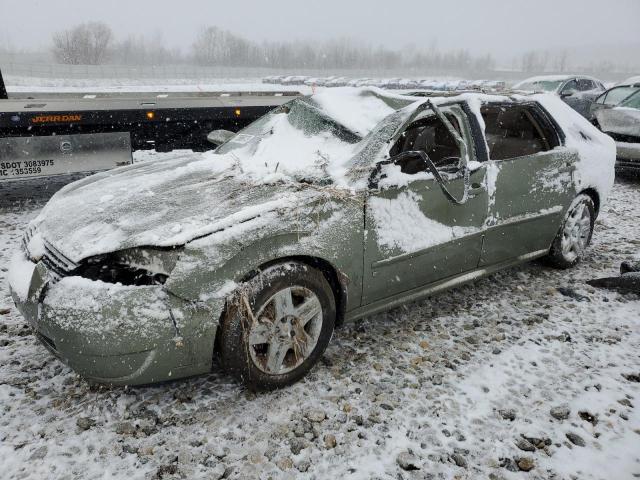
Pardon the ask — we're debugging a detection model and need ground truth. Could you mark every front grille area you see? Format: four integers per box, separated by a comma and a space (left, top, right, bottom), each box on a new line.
21, 225, 36, 254
41, 241, 78, 283
21, 227, 78, 283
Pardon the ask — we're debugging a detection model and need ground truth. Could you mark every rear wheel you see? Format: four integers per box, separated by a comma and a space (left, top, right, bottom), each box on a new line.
546, 194, 595, 269
218, 262, 335, 391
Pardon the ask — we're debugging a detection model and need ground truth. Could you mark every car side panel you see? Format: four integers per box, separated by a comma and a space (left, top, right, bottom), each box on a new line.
165, 195, 365, 317
480, 150, 578, 266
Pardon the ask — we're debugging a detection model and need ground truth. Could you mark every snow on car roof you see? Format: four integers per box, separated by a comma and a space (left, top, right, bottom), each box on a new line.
311, 88, 398, 137
618, 75, 640, 86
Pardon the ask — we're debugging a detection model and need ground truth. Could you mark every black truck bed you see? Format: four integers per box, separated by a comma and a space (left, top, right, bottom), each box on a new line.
0, 90, 299, 151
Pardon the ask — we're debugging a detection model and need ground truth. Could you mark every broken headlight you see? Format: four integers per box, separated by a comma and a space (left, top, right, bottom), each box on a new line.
73, 247, 182, 286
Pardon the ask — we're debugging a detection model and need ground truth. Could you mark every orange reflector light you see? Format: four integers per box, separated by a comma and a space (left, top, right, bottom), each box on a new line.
146, 111, 155, 120
234, 109, 241, 116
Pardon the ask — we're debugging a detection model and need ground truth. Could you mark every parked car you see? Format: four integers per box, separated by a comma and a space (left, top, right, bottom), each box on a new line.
281, 75, 308, 86
10, 88, 615, 390
593, 88, 640, 174
513, 75, 606, 118
326, 77, 349, 87
590, 79, 640, 125
483, 80, 506, 91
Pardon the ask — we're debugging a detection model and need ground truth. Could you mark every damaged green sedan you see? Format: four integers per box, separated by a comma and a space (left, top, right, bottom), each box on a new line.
9, 88, 615, 390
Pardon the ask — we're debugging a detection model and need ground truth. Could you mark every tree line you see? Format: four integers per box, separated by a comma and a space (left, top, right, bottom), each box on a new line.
49, 22, 637, 74
50, 22, 497, 73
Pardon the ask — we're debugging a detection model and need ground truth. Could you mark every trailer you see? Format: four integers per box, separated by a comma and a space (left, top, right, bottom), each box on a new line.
0, 68, 301, 180
0, 90, 299, 152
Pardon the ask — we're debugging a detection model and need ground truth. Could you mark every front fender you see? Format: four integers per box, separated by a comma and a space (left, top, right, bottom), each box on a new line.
165, 195, 364, 322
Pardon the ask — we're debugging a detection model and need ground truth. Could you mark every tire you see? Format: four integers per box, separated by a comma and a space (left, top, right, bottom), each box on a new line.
218, 262, 336, 391
546, 194, 595, 269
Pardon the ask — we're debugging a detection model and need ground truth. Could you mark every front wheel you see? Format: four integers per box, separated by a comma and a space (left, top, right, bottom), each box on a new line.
218, 262, 336, 391
546, 194, 595, 269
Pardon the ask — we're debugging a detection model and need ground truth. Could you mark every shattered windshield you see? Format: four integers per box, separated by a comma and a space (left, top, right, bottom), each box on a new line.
347, 101, 424, 170
216, 97, 362, 155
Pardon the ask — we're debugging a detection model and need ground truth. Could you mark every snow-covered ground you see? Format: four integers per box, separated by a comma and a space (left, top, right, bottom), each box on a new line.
0, 169, 639, 480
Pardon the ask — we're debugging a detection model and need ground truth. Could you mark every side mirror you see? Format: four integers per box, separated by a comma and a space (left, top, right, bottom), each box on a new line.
207, 129, 235, 146
560, 90, 576, 99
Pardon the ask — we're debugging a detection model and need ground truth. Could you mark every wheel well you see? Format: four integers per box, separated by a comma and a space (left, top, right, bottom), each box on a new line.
580, 188, 600, 216
250, 256, 348, 327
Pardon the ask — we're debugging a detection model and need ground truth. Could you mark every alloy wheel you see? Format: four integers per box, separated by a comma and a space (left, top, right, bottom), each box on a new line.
247, 286, 323, 375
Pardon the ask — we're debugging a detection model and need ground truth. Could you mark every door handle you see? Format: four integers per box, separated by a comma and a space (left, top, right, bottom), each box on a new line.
469, 182, 486, 196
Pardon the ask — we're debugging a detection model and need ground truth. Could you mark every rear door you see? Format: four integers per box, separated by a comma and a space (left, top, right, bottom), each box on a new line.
479, 102, 577, 266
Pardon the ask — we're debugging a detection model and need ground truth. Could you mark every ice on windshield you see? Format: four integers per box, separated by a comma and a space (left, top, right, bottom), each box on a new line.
214, 88, 414, 186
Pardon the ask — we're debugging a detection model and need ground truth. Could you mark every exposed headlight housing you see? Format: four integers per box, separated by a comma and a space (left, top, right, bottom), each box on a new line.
73, 247, 182, 286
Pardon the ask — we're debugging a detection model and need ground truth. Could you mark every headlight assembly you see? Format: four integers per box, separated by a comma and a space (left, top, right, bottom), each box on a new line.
73, 247, 182, 286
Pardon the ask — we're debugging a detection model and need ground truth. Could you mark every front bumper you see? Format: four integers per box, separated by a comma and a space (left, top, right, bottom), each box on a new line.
9, 252, 218, 386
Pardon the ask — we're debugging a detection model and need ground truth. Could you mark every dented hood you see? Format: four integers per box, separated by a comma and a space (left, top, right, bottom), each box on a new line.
35, 153, 305, 263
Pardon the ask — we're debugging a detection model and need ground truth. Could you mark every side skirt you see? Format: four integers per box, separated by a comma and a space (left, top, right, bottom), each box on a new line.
345, 249, 548, 322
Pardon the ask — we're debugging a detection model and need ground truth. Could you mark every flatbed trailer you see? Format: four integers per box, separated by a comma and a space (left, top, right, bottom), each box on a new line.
0, 90, 299, 152
0, 68, 301, 180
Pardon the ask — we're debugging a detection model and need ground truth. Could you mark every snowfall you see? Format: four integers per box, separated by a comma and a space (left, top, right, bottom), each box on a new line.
0, 80, 639, 480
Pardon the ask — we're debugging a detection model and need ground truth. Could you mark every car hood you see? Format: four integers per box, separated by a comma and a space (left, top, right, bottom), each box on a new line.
34, 153, 309, 263
596, 107, 640, 137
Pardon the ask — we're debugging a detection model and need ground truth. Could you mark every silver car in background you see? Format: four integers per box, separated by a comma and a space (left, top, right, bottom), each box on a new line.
593, 82, 640, 175
514, 75, 605, 118
590, 78, 640, 126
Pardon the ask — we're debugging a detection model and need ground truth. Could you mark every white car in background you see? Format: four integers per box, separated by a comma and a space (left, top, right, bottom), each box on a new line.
592, 84, 640, 175
514, 75, 605, 118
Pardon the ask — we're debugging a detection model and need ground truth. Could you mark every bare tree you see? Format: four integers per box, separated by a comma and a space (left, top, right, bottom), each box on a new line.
52, 22, 113, 65
192, 26, 250, 66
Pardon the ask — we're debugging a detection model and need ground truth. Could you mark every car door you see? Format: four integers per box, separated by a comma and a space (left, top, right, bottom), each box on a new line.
479, 102, 577, 266
362, 103, 489, 304
575, 79, 603, 118
560, 79, 584, 114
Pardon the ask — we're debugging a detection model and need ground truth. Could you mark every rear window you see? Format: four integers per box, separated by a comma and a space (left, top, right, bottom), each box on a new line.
481, 104, 559, 161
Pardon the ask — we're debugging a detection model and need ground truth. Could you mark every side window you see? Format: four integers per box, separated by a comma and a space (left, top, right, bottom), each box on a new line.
562, 80, 578, 94
481, 105, 556, 161
389, 113, 463, 173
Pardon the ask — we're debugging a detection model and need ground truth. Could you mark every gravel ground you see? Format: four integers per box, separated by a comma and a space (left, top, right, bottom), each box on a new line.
0, 174, 639, 480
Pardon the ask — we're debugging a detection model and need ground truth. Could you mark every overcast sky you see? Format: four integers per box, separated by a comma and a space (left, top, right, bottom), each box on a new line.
1, 0, 638, 58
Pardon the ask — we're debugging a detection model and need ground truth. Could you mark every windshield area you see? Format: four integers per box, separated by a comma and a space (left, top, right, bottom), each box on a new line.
601, 86, 640, 106
516, 80, 564, 92
620, 91, 640, 109
216, 98, 361, 155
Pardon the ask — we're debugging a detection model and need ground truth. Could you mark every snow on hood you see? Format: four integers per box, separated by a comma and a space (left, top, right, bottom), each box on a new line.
34, 154, 316, 262
528, 93, 616, 203
596, 107, 640, 137
33, 88, 402, 262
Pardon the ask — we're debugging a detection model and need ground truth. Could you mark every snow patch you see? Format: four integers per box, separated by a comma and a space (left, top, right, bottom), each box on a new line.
369, 191, 473, 254
8, 253, 35, 302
